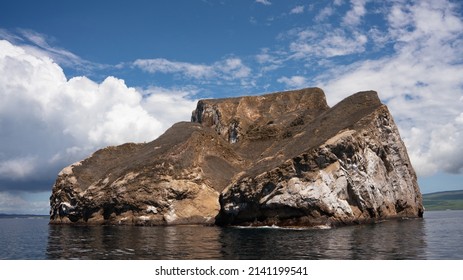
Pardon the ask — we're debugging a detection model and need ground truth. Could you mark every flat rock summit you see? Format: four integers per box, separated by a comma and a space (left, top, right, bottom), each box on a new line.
50, 87, 424, 227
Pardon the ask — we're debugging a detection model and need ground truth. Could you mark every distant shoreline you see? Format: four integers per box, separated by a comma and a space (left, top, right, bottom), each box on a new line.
0, 214, 48, 219
422, 190, 463, 211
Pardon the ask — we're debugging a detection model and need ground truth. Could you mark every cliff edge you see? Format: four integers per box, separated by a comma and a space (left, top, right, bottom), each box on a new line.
50, 87, 423, 227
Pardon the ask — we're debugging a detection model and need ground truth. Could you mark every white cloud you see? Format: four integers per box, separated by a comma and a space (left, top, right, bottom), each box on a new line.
315, 6, 334, 22
387, 3, 413, 30
277, 76, 309, 88
256, 0, 271, 6
217, 58, 252, 79
290, 5, 305, 14
36, 75, 165, 147
343, 0, 368, 26
317, 0, 463, 177
134, 57, 251, 81
0, 157, 37, 180
455, 113, 463, 125
19, 29, 83, 67
0, 40, 198, 188
256, 53, 272, 64
289, 28, 368, 59
141, 86, 198, 125
133, 58, 214, 79
255, 48, 287, 73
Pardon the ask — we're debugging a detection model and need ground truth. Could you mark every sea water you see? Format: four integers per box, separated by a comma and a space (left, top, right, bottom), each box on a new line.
0, 210, 462, 260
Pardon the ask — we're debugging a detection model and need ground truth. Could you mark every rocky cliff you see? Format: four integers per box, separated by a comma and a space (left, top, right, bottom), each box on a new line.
50, 87, 424, 227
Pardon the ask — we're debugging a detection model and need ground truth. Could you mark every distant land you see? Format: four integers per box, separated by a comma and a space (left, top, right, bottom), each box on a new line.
0, 213, 48, 219
423, 190, 463, 211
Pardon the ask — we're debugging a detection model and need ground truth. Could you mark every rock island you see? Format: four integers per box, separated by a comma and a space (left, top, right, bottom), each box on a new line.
50, 88, 424, 227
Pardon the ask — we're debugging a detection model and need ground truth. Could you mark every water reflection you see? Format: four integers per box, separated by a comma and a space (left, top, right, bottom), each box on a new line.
47, 218, 427, 259
47, 225, 224, 259
220, 219, 427, 259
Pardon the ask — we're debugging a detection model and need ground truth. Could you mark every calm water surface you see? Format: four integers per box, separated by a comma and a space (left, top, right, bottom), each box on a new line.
0, 210, 462, 259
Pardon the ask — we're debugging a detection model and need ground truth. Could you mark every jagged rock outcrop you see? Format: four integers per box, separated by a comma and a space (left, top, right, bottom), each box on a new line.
50, 87, 424, 227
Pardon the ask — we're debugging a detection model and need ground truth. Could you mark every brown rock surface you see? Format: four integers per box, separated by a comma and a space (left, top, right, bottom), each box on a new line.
50, 87, 424, 227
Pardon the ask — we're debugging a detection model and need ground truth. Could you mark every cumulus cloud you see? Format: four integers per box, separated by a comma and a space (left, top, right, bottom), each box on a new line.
0, 40, 198, 192
317, 0, 463, 177
133, 57, 251, 81
140, 86, 198, 125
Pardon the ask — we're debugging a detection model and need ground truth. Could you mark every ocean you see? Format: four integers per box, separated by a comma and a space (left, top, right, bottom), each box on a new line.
0, 210, 462, 260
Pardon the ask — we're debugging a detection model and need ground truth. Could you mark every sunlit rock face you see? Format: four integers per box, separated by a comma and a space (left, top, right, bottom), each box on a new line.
49, 122, 229, 225
50, 88, 423, 227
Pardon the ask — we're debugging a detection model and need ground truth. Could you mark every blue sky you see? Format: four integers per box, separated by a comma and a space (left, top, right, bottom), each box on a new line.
0, 0, 462, 214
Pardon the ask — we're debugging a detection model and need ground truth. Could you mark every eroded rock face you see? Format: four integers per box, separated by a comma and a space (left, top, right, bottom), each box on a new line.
49, 123, 235, 225
216, 105, 423, 226
50, 88, 423, 227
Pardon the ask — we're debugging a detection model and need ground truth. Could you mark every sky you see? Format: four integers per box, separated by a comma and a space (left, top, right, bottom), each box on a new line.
0, 0, 462, 214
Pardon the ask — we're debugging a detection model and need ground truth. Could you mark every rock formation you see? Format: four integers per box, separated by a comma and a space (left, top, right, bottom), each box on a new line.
50, 88, 424, 227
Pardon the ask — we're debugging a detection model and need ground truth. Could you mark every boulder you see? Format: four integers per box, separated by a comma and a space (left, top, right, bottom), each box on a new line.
50, 87, 424, 227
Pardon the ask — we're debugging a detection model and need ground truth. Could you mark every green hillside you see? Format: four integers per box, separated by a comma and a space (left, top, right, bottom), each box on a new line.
422, 190, 463, 211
